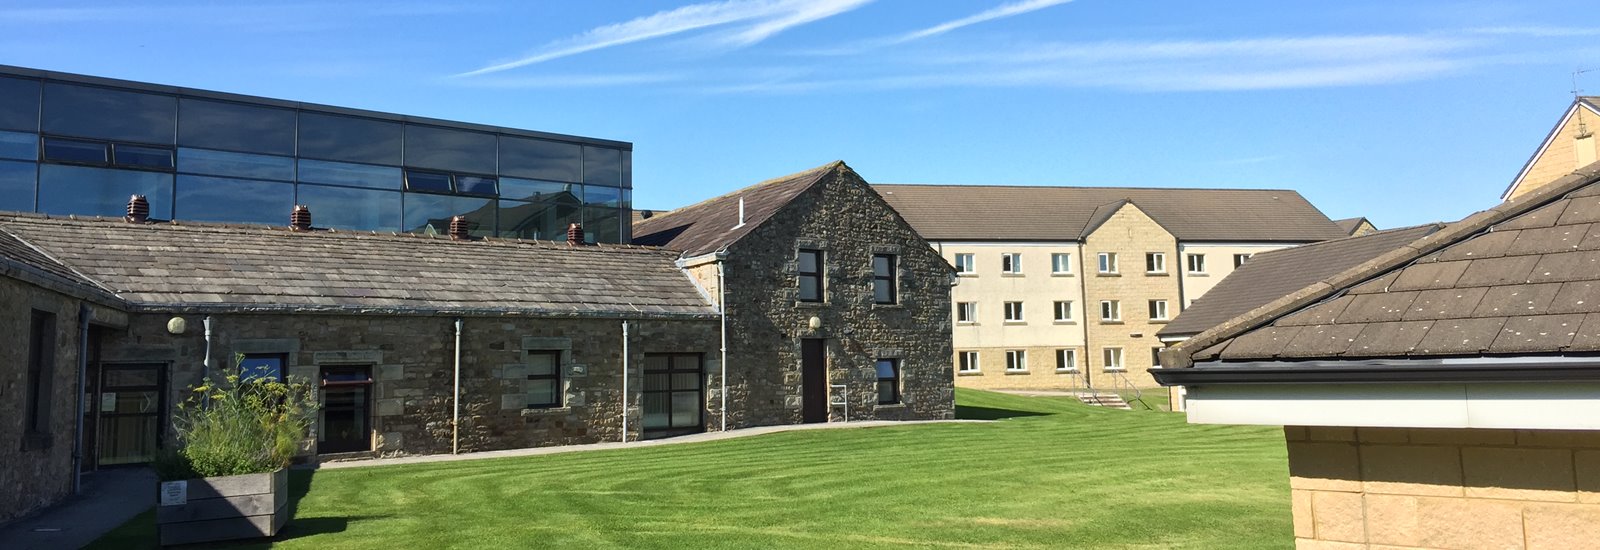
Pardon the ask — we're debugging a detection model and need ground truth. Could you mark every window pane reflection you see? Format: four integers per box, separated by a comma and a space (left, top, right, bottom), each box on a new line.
297, 112, 401, 165
42, 82, 176, 144
112, 144, 174, 170
403, 193, 493, 236
43, 138, 107, 164
404, 171, 451, 193
583, 185, 621, 207
456, 175, 497, 196
179, 148, 294, 181
497, 199, 578, 241
39, 164, 172, 218
0, 160, 36, 212
298, 159, 401, 189
0, 131, 37, 161
500, 137, 580, 182
499, 178, 579, 203
583, 206, 620, 243
404, 125, 495, 174
0, 76, 40, 132
582, 146, 621, 187
295, 184, 401, 231
178, 98, 295, 155
175, 175, 293, 225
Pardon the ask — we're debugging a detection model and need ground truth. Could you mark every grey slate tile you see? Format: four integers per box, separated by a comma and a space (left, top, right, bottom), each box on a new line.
1413, 318, 1509, 356
1469, 283, 1563, 317
1488, 314, 1585, 353
1346, 320, 1435, 357
1453, 256, 1540, 288
1403, 287, 1489, 321
1279, 324, 1364, 358
1389, 260, 1470, 291
1334, 292, 1418, 324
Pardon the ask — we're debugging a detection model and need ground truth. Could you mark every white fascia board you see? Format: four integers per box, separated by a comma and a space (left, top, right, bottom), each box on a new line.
1185, 382, 1600, 430
928, 240, 1082, 247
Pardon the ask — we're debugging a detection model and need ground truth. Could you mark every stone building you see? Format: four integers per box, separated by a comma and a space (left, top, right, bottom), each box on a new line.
1156, 162, 1600, 548
1503, 95, 1600, 201
876, 184, 1347, 390
634, 162, 956, 427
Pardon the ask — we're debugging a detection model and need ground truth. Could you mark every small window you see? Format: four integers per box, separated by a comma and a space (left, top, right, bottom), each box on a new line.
1056, 349, 1077, 371
875, 358, 901, 405
1234, 253, 1252, 268
112, 144, 175, 170
1100, 300, 1121, 322
1187, 253, 1207, 274
1146, 252, 1166, 273
1003, 301, 1024, 322
798, 249, 824, 302
1103, 347, 1124, 371
404, 170, 453, 193
1005, 350, 1027, 371
954, 253, 975, 274
1001, 253, 1022, 274
958, 351, 979, 373
42, 137, 108, 164
1051, 253, 1072, 274
873, 254, 898, 305
239, 353, 286, 383
1152, 347, 1164, 369
456, 175, 498, 196
1148, 300, 1169, 321
955, 302, 976, 323
526, 350, 563, 408
1053, 301, 1073, 322
24, 310, 56, 449
1097, 252, 1118, 274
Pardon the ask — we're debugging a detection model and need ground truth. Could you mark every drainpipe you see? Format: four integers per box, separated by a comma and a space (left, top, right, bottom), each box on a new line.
718, 259, 729, 432
72, 304, 90, 494
621, 320, 630, 443
202, 315, 213, 379
1075, 247, 1092, 390
452, 318, 462, 455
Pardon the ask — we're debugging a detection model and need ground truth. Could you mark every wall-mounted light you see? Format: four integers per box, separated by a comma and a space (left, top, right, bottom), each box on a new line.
808, 316, 822, 330
167, 316, 187, 335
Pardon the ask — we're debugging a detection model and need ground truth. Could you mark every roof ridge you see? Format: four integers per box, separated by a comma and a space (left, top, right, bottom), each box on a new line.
873, 183, 1308, 193
635, 161, 841, 228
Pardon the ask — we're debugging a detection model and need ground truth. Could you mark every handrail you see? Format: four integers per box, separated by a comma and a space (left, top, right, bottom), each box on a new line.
1105, 369, 1151, 410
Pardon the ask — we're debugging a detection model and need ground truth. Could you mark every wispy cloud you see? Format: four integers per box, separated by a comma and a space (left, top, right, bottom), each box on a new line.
451, 73, 687, 89
1466, 26, 1600, 37
0, 3, 482, 25
889, 0, 1072, 44
456, 0, 873, 77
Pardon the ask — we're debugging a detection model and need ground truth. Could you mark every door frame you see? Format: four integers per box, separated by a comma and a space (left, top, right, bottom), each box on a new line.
641, 353, 706, 439
318, 365, 374, 454
800, 338, 829, 424
92, 362, 168, 467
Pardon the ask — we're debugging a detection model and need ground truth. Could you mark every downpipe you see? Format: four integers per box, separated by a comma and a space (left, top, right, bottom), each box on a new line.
621, 320, 630, 443
71, 304, 89, 494
452, 317, 462, 455
718, 261, 729, 432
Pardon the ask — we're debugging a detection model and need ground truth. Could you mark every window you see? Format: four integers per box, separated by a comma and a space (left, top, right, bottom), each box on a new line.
298, 159, 403, 189
0, 75, 41, 132
38, 164, 173, 219
1001, 253, 1022, 274
526, 350, 563, 408
176, 175, 294, 226
402, 193, 492, 235
1005, 350, 1027, 371
958, 351, 979, 373
1103, 348, 1124, 371
178, 98, 296, 156
583, 146, 623, 187
0, 130, 37, 161
1152, 347, 1165, 369
873, 254, 898, 304
239, 353, 287, 383
1146, 252, 1166, 273
875, 359, 900, 405
295, 184, 402, 232
43, 137, 108, 164
955, 302, 976, 323
179, 148, 295, 181
1003, 301, 1024, 322
1051, 253, 1072, 274
1148, 300, 1169, 321
500, 136, 581, 182
24, 310, 56, 449
1053, 301, 1073, 322
798, 249, 824, 302
1056, 349, 1077, 371
954, 253, 975, 274
1234, 253, 1252, 268
297, 112, 402, 165
42, 82, 176, 144
1097, 252, 1118, 274
0, 160, 35, 213
1100, 300, 1121, 322
1187, 253, 1207, 274
112, 144, 175, 170
582, 206, 622, 243
404, 170, 453, 193
404, 124, 496, 174
583, 184, 623, 207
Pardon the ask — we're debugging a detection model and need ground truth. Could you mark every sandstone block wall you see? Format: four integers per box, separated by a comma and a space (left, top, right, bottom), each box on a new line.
1082, 203, 1180, 388
1286, 425, 1600, 549
1513, 107, 1600, 201
0, 275, 83, 524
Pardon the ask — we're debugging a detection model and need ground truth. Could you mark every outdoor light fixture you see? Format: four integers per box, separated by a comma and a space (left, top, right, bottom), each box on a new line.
808, 316, 822, 330
167, 316, 187, 335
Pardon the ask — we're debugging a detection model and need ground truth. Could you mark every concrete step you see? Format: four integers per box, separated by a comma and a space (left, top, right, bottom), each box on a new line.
1075, 392, 1132, 410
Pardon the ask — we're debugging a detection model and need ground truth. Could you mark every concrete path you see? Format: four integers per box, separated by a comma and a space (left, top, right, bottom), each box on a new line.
0, 467, 155, 550
316, 419, 984, 470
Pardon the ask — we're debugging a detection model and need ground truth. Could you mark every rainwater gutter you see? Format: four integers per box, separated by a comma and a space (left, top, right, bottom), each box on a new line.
452, 317, 462, 454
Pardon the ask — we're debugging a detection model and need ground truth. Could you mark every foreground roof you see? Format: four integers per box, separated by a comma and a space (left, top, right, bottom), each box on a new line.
1157, 224, 1443, 339
0, 214, 717, 317
874, 184, 1345, 242
633, 162, 840, 256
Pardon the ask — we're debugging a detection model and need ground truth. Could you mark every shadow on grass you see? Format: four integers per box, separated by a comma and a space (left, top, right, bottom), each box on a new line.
954, 404, 1055, 420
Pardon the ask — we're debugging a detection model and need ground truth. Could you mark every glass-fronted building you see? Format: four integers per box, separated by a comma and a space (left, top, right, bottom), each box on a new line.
0, 65, 632, 243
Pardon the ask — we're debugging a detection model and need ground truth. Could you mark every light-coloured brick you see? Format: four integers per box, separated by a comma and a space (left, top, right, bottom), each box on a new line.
1288, 442, 1363, 492
1525, 503, 1600, 549
1292, 489, 1315, 538
1311, 491, 1366, 543
1363, 493, 1420, 546
1360, 444, 1464, 496
1409, 428, 1517, 446
1357, 427, 1410, 444
1414, 496, 1525, 549
1295, 539, 1365, 550
1462, 447, 1577, 502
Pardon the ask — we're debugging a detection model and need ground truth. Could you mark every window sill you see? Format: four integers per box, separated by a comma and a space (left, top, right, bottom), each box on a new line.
1100, 320, 1124, 325
1145, 272, 1169, 277
1103, 368, 1127, 374
957, 371, 983, 376
521, 406, 572, 416
1001, 272, 1025, 277
795, 301, 829, 309
1055, 368, 1080, 374
1097, 272, 1121, 277
1004, 369, 1029, 375
872, 302, 903, 309
1051, 272, 1075, 277
956, 321, 978, 327
1187, 272, 1209, 277
1003, 321, 1026, 325
1053, 320, 1077, 325
876, 402, 905, 409
957, 272, 978, 277
1149, 319, 1169, 324
22, 433, 52, 451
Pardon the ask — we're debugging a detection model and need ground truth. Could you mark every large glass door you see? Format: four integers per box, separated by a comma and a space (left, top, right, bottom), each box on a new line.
96, 363, 165, 465
642, 354, 703, 439
319, 366, 372, 454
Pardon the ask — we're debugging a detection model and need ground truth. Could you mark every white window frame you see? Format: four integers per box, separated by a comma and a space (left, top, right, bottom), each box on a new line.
1055, 349, 1077, 372
1099, 300, 1121, 322
1005, 350, 1027, 372
1187, 253, 1207, 274
958, 351, 980, 373
1051, 253, 1073, 275
1097, 252, 1118, 274
1152, 347, 1164, 369
955, 302, 976, 324
1146, 252, 1166, 274
954, 253, 975, 274
1149, 299, 1169, 321
1001, 253, 1022, 274
1003, 301, 1024, 322
1053, 300, 1073, 322
1103, 347, 1124, 372
1234, 253, 1252, 269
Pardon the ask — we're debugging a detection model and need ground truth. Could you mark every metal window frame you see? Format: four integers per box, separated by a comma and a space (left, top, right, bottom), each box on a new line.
525, 350, 563, 409
875, 358, 901, 405
872, 253, 898, 304
797, 248, 825, 302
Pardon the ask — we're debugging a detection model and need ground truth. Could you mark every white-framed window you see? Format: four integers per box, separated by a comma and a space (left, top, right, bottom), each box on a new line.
954, 253, 975, 274
1148, 299, 1169, 321
955, 302, 976, 323
1053, 300, 1073, 322
1099, 300, 1121, 322
1146, 252, 1166, 273
1103, 347, 1124, 372
958, 351, 979, 373
1006, 350, 1027, 371
1234, 253, 1252, 268
1187, 253, 1207, 274
1055, 349, 1077, 371
1097, 252, 1118, 274
1152, 347, 1164, 369
1001, 253, 1022, 274
1051, 253, 1072, 274
1003, 301, 1024, 322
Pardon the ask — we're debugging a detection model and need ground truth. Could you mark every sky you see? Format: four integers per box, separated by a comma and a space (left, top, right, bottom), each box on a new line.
3, 0, 1599, 229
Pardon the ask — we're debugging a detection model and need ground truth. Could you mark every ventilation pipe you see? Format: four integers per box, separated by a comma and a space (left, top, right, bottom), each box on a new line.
452, 318, 462, 454
566, 223, 585, 245
72, 304, 89, 494
718, 260, 729, 432
290, 205, 312, 231
733, 197, 745, 229
448, 216, 470, 240
621, 320, 630, 443
125, 195, 149, 224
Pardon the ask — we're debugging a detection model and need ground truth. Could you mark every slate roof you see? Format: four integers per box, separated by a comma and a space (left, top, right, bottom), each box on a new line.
1333, 217, 1372, 235
1157, 224, 1443, 339
874, 184, 1345, 242
1166, 162, 1600, 368
633, 162, 839, 256
0, 214, 718, 317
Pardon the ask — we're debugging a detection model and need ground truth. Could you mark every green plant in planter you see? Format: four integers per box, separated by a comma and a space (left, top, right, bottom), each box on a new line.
155, 354, 319, 481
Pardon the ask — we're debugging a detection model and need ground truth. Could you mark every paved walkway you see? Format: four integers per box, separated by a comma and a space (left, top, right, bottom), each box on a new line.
0, 467, 155, 550
317, 419, 984, 470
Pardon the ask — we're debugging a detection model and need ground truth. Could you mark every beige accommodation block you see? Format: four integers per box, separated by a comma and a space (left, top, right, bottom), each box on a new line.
1083, 203, 1181, 387
943, 242, 1087, 391
1508, 102, 1600, 201
952, 345, 1089, 390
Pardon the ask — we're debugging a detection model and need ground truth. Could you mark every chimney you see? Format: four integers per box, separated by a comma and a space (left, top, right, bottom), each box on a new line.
125, 195, 149, 223
290, 205, 312, 231
449, 216, 470, 240
566, 222, 585, 246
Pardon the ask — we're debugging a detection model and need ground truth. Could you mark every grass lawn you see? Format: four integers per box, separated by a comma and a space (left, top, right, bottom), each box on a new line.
89, 389, 1290, 549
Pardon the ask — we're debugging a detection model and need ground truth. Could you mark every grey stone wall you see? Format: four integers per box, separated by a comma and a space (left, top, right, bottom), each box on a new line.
721, 166, 955, 427
0, 275, 83, 524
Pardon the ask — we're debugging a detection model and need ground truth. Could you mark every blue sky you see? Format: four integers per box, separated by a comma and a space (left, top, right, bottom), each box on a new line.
3, 1, 1598, 228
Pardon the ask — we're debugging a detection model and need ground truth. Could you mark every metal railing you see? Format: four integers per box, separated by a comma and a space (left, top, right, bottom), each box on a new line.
830, 384, 849, 422
1103, 369, 1152, 410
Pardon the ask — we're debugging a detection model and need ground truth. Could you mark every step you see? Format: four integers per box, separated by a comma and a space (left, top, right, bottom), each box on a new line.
1075, 393, 1132, 410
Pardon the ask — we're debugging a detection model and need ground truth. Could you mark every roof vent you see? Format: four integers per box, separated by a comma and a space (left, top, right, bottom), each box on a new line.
125, 195, 149, 224
567, 222, 585, 246
449, 216, 470, 240
290, 205, 312, 231
733, 196, 746, 229
640, 209, 654, 220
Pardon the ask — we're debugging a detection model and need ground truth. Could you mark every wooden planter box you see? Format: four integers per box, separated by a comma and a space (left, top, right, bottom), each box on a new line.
156, 468, 289, 546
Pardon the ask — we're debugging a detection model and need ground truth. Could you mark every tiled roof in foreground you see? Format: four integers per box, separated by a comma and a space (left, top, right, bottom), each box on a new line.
0, 214, 717, 318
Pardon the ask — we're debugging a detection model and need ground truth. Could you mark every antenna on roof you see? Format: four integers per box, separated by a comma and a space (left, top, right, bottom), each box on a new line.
1575, 67, 1595, 139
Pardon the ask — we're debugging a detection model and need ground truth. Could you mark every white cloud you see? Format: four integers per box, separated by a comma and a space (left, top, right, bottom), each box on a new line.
1466, 26, 1600, 37
890, 0, 1072, 44
451, 73, 686, 89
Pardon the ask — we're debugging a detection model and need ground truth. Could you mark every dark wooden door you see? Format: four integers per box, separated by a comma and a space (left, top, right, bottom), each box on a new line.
801, 338, 828, 423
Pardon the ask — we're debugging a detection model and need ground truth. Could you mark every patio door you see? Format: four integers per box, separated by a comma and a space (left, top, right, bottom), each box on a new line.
95, 363, 165, 466
319, 366, 373, 453
642, 353, 704, 439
